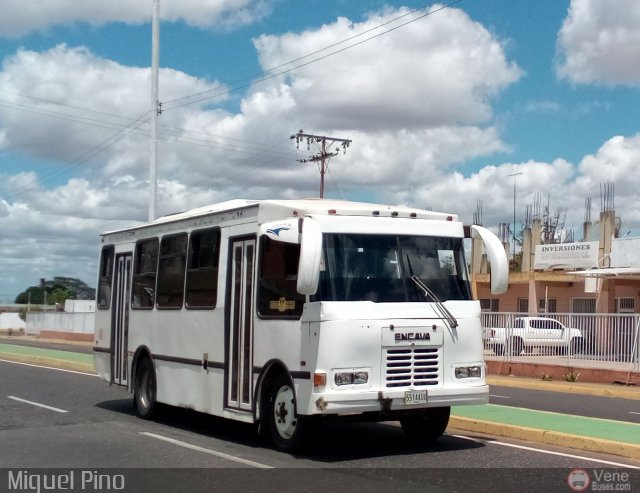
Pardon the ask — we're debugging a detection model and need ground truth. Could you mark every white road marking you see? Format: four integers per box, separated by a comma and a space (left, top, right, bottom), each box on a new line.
8, 395, 69, 413
489, 394, 511, 399
449, 433, 484, 443
490, 440, 640, 469
140, 432, 273, 469
629, 412, 640, 415
0, 358, 98, 377
451, 433, 639, 469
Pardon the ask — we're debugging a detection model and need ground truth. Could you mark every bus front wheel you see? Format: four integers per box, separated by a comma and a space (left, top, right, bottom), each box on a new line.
267, 374, 306, 453
400, 406, 451, 442
134, 357, 157, 419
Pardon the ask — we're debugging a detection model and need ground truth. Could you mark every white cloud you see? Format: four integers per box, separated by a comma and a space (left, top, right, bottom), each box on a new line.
0, 44, 225, 175
0, 6, 539, 300
556, 0, 640, 86
253, 6, 522, 130
0, 0, 273, 38
523, 100, 561, 114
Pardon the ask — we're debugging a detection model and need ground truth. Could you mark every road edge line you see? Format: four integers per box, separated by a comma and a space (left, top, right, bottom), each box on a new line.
449, 416, 640, 460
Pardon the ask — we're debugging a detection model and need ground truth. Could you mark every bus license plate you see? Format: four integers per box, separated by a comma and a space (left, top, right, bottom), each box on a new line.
404, 390, 427, 405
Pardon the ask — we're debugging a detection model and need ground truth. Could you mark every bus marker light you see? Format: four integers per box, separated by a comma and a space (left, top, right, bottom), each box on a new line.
313, 372, 327, 387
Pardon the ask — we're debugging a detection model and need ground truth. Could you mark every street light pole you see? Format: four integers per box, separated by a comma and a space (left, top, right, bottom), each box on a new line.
149, 0, 160, 222
508, 172, 523, 262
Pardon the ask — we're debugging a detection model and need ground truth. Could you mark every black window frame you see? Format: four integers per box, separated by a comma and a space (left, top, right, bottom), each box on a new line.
257, 236, 304, 320
156, 233, 188, 310
97, 245, 115, 310
131, 238, 159, 310
185, 227, 221, 310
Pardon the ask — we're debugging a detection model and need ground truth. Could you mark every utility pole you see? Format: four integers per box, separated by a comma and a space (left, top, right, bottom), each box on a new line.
290, 131, 352, 198
149, 0, 160, 222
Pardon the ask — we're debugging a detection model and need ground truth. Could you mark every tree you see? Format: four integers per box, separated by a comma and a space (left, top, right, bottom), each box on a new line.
14, 277, 95, 305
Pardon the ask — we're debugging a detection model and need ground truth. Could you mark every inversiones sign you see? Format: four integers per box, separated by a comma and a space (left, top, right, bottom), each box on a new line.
533, 241, 599, 269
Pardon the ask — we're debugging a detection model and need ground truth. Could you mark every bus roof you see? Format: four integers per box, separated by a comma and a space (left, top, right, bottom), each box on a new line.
257, 199, 456, 222
101, 198, 458, 237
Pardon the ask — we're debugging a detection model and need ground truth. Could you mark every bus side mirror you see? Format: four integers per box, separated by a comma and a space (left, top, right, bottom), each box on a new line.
471, 225, 509, 295
297, 218, 322, 295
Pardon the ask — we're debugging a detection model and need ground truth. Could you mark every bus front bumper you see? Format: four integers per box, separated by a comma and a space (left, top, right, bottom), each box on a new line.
304, 384, 489, 416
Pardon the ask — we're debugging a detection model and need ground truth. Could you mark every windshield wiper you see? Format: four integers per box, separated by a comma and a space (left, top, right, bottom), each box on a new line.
409, 275, 459, 329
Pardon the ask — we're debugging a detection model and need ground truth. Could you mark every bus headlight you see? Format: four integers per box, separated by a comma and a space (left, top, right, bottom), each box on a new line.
455, 365, 482, 379
334, 370, 369, 386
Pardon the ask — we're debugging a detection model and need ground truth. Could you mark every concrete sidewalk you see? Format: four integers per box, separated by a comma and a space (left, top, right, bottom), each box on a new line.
1, 337, 639, 461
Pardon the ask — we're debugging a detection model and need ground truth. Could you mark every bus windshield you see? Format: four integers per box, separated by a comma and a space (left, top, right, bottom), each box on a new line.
312, 233, 471, 303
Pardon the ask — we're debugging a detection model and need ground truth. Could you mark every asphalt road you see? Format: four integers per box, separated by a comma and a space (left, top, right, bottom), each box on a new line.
489, 385, 640, 423
1, 359, 639, 493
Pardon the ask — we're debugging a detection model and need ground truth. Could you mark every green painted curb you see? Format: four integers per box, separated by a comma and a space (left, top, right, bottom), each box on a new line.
0, 343, 95, 373
0, 343, 93, 364
452, 404, 640, 445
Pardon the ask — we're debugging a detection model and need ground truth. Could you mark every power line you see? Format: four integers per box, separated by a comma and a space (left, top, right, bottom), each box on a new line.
162, 0, 463, 111
7, 111, 152, 199
1, 1, 463, 199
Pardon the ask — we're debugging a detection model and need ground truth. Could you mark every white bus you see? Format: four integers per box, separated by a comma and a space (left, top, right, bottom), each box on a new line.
94, 198, 507, 451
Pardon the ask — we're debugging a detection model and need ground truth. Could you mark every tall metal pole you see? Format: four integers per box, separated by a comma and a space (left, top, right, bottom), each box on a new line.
508, 172, 523, 261
149, 0, 160, 222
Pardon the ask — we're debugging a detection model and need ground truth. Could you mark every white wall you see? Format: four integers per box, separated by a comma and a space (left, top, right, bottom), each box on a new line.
0, 313, 26, 330
64, 299, 96, 313
611, 238, 640, 267
26, 312, 94, 335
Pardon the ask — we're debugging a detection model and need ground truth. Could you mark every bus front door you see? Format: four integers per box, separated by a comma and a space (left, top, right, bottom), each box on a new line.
226, 237, 256, 412
111, 253, 131, 387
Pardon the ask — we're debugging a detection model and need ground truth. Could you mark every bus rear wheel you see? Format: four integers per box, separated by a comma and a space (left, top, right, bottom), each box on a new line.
400, 406, 451, 442
134, 357, 157, 419
267, 374, 306, 453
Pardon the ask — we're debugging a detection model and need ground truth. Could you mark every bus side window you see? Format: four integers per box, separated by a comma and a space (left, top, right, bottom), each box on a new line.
157, 233, 188, 309
257, 237, 304, 318
186, 228, 220, 309
97, 245, 114, 309
132, 238, 159, 309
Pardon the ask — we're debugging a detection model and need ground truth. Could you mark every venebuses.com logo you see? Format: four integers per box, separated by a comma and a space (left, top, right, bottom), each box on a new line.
567, 468, 632, 492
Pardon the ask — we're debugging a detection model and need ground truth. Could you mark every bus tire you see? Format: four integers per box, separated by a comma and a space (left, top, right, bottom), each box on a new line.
134, 357, 157, 419
400, 406, 450, 442
267, 373, 306, 453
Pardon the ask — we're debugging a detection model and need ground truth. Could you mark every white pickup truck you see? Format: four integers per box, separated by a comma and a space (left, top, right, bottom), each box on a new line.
484, 316, 584, 356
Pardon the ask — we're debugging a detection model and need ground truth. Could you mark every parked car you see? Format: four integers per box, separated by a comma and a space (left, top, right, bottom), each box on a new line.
484, 316, 584, 356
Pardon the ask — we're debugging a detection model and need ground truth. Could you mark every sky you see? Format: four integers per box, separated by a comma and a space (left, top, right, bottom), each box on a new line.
1, 0, 640, 302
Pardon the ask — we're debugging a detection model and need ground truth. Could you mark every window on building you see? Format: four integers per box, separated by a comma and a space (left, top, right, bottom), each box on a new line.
517, 298, 528, 313
97, 246, 114, 309
539, 298, 557, 313
157, 234, 188, 309
479, 298, 500, 312
186, 228, 220, 309
616, 298, 635, 313
132, 238, 159, 309
257, 237, 304, 318
572, 297, 596, 313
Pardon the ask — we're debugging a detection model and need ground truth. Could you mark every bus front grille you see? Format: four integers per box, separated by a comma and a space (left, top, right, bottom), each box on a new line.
384, 347, 440, 388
